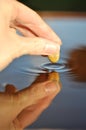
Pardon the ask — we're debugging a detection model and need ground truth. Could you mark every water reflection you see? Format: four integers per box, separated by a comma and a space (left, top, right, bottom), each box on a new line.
0, 71, 61, 129
67, 46, 86, 82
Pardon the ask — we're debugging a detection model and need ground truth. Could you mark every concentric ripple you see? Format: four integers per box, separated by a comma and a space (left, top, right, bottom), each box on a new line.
41, 62, 70, 73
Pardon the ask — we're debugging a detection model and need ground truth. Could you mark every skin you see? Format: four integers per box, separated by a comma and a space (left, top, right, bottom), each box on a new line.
0, 0, 62, 129
0, 0, 61, 71
0, 72, 61, 130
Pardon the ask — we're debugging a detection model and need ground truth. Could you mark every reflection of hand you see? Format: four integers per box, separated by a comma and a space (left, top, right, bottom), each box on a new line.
0, 72, 61, 130
0, 0, 61, 71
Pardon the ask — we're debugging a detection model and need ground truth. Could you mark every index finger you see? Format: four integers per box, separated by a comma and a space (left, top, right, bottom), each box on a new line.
14, 1, 62, 44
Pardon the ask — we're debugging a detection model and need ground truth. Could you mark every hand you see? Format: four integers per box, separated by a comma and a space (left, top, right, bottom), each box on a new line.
0, 72, 61, 130
0, 0, 61, 71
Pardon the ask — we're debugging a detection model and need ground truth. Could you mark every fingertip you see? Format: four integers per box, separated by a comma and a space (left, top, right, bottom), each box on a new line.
44, 41, 60, 55
56, 38, 62, 46
17, 37, 61, 56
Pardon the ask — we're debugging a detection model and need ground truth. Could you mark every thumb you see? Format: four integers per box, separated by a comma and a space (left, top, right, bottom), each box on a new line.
16, 80, 58, 112
15, 36, 60, 57
15, 71, 61, 113
0, 35, 60, 71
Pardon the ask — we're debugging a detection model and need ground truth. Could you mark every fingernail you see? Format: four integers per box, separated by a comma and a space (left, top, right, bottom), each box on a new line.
45, 42, 60, 55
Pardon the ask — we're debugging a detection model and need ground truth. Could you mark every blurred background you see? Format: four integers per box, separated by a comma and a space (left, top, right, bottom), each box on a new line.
19, 0, 86, 12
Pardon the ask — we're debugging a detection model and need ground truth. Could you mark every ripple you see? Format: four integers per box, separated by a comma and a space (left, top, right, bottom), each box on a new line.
41, 62, 70, 73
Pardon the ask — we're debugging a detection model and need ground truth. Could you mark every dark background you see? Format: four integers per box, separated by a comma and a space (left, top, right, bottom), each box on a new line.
19, 0, 86, 12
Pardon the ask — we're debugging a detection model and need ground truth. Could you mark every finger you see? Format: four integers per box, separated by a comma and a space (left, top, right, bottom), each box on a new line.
14, 71, 61, 113
5, 84, 17, 94
11, 24, 36, 37
16, 27, 36, 37
15, 80, 58, 112
15, 36, 60, 56
15, 89, 60, 129
12, 72, 61, 127
0, 35, 60, 71
14, 1, 62, 44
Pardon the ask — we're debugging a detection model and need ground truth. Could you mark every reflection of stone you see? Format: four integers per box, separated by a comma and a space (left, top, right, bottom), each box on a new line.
67, 46, 86, 82
33, 71, 61, 93
48, 71, 60, 82
32, 71, 61, 86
